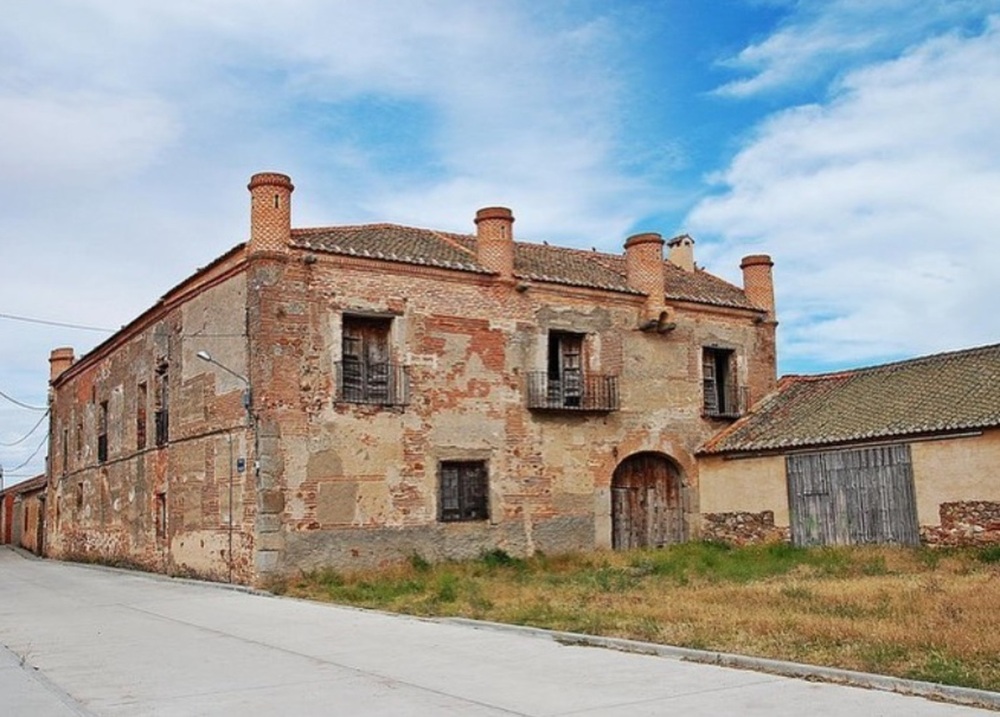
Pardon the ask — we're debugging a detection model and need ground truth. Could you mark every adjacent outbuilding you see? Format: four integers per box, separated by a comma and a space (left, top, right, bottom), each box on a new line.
698, 343, 1000, 547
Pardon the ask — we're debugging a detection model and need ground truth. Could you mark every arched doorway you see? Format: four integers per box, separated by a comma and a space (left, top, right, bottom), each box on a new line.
612, 452, 684, 549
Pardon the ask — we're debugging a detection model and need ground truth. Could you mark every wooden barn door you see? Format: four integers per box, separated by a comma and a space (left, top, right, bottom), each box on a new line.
612, 453, 684, 550
787, 444, 919, 546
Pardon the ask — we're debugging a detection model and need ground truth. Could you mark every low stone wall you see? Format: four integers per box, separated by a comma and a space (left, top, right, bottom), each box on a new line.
700, 511, 789, 546
921, 501, 1000, 546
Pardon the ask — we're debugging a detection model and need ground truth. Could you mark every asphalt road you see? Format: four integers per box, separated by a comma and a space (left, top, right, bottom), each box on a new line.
0, 547, 993, 716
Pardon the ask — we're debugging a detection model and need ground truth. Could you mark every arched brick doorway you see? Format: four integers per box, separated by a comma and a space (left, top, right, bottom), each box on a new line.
612, 452, 684, 549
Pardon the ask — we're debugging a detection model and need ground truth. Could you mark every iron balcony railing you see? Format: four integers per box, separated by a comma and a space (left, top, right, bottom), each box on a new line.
335, 360, 410, 406
526, 371, 620, 412
703, 383, 749, 419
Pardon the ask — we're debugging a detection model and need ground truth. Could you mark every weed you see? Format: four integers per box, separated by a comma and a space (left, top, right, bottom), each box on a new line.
409, 552, 432, 572
976, 545, 1000, 564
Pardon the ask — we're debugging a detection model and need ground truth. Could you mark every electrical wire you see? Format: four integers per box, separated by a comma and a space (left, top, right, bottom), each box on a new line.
5, 433, 48, 473
0, 388, 47, 411
1, 410, 49, 446
0, 311, 115, 333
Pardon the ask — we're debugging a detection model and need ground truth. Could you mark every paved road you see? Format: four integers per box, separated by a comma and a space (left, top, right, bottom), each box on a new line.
0, 547, 993, 716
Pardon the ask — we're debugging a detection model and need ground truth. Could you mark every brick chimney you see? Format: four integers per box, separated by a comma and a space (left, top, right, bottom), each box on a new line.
248, 172, 294, 255
49, 347, 75, 383
624, 232, 665, 315
475, 207, 515, 280
667, 235, 695, 272
741, 254, 776, 321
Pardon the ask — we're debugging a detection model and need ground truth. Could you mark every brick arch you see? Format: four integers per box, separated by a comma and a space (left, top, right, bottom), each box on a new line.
611, 452, 685, 550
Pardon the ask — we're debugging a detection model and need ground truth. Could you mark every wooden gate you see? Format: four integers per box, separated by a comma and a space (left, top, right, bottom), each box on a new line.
787, 444, 919, 546
612, 453, 684, 550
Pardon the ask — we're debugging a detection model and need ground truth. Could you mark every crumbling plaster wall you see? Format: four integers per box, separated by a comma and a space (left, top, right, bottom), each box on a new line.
248, 250, 772, 575
47, 271, 256, 582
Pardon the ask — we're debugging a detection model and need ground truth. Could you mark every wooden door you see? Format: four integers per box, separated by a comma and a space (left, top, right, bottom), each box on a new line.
612, 453, 684, 550
787, 445, 919, 546
342, 318, 391, 402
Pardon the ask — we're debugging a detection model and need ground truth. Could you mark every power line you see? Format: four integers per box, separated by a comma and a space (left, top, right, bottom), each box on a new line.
0, 388, 47, 411
0, 311, 115, 333
5, 433, 48, 473
1, 410, 49, 446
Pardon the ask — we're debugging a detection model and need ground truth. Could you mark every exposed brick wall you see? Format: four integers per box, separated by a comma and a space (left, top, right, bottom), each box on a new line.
701, 510, 789, 545
475, 206, 514, 279
624, 232, 665, 315
921, 501, 1000, 546
740, 254, 775, 321
248, 172, 293, 255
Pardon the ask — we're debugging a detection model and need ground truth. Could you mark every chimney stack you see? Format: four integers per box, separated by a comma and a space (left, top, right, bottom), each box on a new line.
49, 347, 75, 383
475, 206, 515, 280
624, 232, 666, 316
741, 254, 776, 321
248, 172, 294, 255
667, 235, 695, 272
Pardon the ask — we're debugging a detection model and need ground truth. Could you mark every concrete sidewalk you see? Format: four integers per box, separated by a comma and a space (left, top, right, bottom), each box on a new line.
0, 547, 994, 716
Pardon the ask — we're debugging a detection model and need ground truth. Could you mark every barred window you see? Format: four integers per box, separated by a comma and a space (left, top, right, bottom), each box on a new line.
439, 461, 488, 522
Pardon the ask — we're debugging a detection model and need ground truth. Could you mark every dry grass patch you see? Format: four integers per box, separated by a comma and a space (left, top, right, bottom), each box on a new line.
272, 543, 1000, 691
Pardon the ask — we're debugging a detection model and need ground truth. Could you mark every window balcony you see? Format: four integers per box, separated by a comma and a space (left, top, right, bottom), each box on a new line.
526, 371, 619, 412
703, 383, 748, 419
335, 361, 410, 406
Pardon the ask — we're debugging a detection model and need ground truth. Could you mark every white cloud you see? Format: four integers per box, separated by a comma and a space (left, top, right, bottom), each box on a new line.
714, 0, 1000, 97
690, 17, 1000, 369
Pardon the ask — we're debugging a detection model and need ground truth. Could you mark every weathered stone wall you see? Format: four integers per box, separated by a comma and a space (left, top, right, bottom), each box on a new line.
46, 257, 257, 582
248, 244, 774, 578
700, 510, 789, 545
921, 501, 1000, 546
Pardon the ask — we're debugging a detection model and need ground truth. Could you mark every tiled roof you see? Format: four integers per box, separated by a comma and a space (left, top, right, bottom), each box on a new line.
291, 224, 759, 310
701, 343, 1000, 454
293, 225, 485, 273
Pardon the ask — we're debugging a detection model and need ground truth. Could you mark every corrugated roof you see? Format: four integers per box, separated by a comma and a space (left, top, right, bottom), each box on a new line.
701, 343, 1000, 454
292, 224, 759, 310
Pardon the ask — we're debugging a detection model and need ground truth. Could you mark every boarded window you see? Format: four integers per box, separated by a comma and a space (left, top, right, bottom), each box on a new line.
340, 316, 393, 404
97, 401, 109, 463
439, 461, 488, 522
547, 331, 584, 407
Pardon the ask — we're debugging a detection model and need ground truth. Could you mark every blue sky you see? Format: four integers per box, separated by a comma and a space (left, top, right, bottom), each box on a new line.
2, 1, 999, 482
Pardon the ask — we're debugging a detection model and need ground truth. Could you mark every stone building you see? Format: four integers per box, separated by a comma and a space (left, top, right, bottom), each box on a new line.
699, 343, 1000, 547
45, 172, 777, 584
1, 474, 47, 555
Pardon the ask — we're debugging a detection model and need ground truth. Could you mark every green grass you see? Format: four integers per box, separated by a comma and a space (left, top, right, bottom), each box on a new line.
273, 543, 1000, 692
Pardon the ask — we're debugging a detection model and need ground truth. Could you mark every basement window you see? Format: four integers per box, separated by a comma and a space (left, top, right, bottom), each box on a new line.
439, 461, 488, 522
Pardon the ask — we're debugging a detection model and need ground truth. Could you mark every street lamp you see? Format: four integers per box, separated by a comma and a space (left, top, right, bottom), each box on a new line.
195, 350, 255, 583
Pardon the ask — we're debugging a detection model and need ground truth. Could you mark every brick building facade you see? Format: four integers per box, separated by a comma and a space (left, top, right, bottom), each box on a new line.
45, 172, 777, 585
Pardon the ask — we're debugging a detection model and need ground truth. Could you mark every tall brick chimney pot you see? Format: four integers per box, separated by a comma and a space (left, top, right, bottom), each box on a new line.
49, 347, 75, 383
624, 232, 666, 316
741, 254, 776, 321
248, 172, 294, 255
475, 206, 515, 280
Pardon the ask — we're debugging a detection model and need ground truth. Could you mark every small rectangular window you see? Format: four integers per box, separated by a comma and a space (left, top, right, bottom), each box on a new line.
137, 381, 148, 450
155, 364, 169, 446
97, 401, 109, 463
439, 461, 488, 522
155, 492, 167, 540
